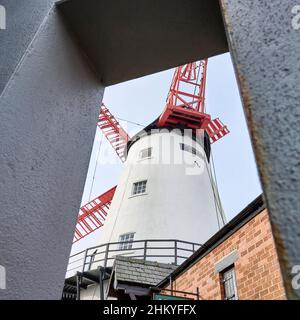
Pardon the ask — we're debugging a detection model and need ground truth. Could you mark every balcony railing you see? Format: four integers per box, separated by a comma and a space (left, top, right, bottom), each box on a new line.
66, 239, 201, 278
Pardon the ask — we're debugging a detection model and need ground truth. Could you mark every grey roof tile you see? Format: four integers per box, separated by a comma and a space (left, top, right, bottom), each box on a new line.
113, 256, 177, 286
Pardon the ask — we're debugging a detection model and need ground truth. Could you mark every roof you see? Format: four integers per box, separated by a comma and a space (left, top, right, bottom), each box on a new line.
126, 121, 211, 162
114, 256, 177, 287
158, 194, 266, 287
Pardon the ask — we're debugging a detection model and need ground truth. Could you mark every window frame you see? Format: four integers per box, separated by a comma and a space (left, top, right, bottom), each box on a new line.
118, 232, 135, 250
139, 147, 152, 160
220, 265, 239, 300
132, 180, 147, 196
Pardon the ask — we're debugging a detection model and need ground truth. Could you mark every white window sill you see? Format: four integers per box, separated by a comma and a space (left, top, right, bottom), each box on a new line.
128, 193, 148, 199
137, 156, 153, 162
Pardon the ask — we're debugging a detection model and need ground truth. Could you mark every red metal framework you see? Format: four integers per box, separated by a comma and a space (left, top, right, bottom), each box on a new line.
98, 104, 130, 162
206, 118, 230, 144
73, 186, 116, 243
158, 60, 211, 129
158, 60, 229, 143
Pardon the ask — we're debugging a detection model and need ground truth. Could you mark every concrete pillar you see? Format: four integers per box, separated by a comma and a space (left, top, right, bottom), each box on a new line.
219, 0, 300, 299
0, 6, 104, 299
0, 0, 57, 94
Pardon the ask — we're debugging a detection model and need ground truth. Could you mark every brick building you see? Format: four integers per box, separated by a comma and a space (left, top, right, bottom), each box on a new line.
158, 195, 286, 300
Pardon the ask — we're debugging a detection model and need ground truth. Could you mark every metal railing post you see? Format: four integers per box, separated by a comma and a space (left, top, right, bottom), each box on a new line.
144, 240, 148, 260
76, 272, 81, 301
99, 268, 104, 300
104, 243, 110, 268
174, 240, 178, 265
82, 249, 88, 273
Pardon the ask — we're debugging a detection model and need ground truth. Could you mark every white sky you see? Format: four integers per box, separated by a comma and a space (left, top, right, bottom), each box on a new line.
71, 52, 262, 254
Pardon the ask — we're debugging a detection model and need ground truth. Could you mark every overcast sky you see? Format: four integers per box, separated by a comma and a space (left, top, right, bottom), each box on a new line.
71, 52, 262, 254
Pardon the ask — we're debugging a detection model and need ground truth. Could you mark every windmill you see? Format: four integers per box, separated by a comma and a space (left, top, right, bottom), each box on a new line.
73, 59, 229, 244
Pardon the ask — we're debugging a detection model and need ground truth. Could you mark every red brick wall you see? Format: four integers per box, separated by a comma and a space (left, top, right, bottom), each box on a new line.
166, 209, 286, 300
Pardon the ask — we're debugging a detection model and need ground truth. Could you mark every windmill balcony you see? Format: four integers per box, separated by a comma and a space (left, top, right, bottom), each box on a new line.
66, 239, 201, 279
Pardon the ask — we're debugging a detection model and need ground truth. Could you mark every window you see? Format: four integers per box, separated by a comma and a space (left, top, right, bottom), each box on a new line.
140, 147, 152, 159
180, 143, 201, 157
220, 266, 238, 300
118, 233, 135, 250
132, 180, 147, 195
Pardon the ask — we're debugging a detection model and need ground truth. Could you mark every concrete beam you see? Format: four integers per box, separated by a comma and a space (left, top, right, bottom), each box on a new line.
220, 0, 300, 299
0, 7, 103, 299
57, 0, 228, 86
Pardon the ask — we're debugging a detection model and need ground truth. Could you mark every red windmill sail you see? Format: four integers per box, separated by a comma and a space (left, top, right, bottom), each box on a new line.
73, 104, 131, 243
73, 186, 116, 243
98, 103, 130, 162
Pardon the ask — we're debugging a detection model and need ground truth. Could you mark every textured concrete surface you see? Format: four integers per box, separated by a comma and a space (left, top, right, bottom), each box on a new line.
0, 0, 57, 95
0, 8, 103, 299
57, 0, 228, 85
220, 0, 300, 299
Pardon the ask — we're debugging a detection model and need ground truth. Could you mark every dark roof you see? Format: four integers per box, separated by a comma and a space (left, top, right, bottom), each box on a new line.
126, 121, 211, 161
158, 194, 265, 287
114, 256, 177, 287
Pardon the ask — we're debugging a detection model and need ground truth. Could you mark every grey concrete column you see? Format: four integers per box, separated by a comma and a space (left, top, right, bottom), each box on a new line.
0, 0, 57, 94
0, 6, 104, 299
219, 0, 300, 299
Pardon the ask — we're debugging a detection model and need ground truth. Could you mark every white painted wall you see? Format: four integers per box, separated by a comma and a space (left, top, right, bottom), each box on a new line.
98, 128, 225, 249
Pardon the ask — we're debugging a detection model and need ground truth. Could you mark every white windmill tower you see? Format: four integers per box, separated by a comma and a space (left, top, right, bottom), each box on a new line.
70, 61, 228, 272
96, 61, 228, 254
